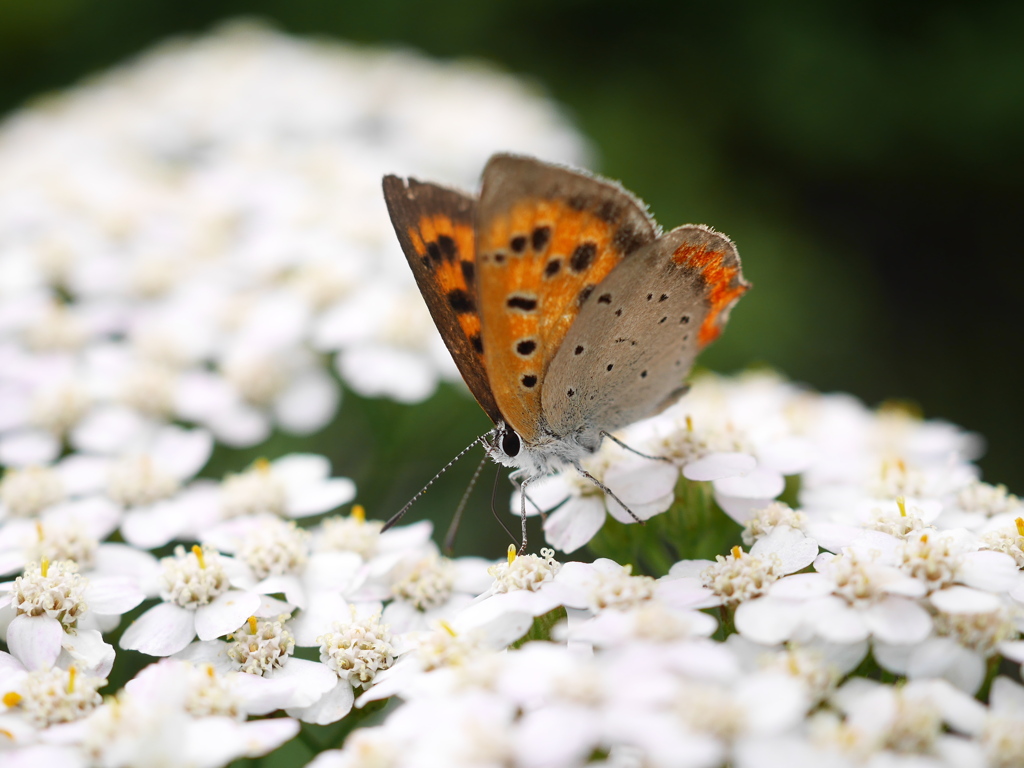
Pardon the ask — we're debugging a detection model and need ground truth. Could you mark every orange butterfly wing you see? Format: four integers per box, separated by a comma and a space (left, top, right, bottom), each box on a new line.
474, 155, 658, 442
382, 175, 501, 424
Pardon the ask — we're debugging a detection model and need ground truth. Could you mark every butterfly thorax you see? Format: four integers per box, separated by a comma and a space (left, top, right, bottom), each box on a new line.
485, 420, 600, 479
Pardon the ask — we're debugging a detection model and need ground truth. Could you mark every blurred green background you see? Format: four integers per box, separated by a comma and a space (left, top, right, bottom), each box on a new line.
2, 0, 1022, 556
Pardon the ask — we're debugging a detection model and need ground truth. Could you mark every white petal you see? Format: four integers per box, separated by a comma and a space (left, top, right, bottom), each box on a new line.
769, 573, 833, 600
173, 639, 235, 672
863, 596, 932, 644
93, 543, 161, 583
735, 596, 803, 645
69, 406, 145, 455
713, 492, 776, 524
290, 592, 348, 647
604, 460, 678, 504
0, 429, 60, 466
186, 715, 299, 764
120, 504, 188, 549
7, 614, 62, 669
270, 657, 339, 707
228, 670, 299, 714
873, 640, 913, 674
151, 426, 213, 480
998, 640, 1024, 663
515, 706, 600, 768
59, 628, 115, 677
930, 585, 1002, 614
907, 637, 986, 693
288, 478, 356, 518
45, 496, 120, 541
195, 590, 261, 641
175, 370, 236, 421
959, 550, 1020, 592
119, 603, 196, 656
714, 468, 785, 499
274, 370, 340, 434
303, 552, 362, 593
235, 718, 301, 756
668, 561, 715, 579
254, 574, 305, 607
989, 675, 1024, 713
655, 578, 720, 610
751, 526, 819, 574
338, 346, 438, 403
737, 672, 809, 735
207, 405, 271, 448
805, 596, 869, 643
56, 453, 109, 495
286, 679, 354, 725
273, 453, 331, 486
84, 576, 145, 615
684, 452, 757, 482
757, 437, 814, 475
542, 497, 607, 553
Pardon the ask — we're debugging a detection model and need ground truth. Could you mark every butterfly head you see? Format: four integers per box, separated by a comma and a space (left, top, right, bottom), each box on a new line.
484, 420, 598, 480
484, 422, 524, 468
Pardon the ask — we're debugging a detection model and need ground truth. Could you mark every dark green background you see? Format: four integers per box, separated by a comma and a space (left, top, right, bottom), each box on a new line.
3, 0, 1022, 556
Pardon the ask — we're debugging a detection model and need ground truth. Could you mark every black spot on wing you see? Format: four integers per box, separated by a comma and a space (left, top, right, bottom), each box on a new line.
596, 199, 620, 223
521, 374, 538, 388
570, 243, 597, 272
532, 226, 551, 252
437, 235, 458, 261
507, 295, 538, 311
544, 258, 561, 278
510, 235, 527, 253
516, 339, 536, 356
613, 223, 645, 255
448, 289, 475, 314
461, 260, 475, 283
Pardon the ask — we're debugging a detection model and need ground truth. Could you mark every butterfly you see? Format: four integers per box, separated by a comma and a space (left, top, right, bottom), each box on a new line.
382, 154, 748, 550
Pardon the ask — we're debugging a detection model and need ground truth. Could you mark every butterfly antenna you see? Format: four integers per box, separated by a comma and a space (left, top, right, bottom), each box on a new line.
599, 430, 673, 463
443, 451, 488, 555
488, 464, 520, 550
573, 463, 645, 525
383, 431, 492, 533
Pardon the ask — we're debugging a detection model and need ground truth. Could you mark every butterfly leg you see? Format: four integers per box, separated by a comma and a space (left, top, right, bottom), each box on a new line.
509, 474, 547, 521
517, 474, 535, 554
573, 463, 645, 525
599, 430, 673, 464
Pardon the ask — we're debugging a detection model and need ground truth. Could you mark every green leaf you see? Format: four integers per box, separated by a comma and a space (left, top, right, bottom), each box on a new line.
511, 606, 568, 649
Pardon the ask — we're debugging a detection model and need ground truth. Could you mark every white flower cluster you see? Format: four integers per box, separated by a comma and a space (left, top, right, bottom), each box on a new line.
0, 20, 590, 767
312, 547, 1024, 768
0, 19, 589, 472
1, 19, 1023, 768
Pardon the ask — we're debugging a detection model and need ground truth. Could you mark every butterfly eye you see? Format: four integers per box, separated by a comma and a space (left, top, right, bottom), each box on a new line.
501, 431, 521, 457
